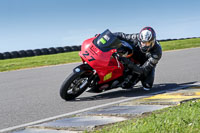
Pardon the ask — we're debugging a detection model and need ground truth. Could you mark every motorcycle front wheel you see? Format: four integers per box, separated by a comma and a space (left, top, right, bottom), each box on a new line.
60, 70, 92, 101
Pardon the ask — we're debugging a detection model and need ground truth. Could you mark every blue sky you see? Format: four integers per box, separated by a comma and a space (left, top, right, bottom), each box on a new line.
0, 0, 200, 52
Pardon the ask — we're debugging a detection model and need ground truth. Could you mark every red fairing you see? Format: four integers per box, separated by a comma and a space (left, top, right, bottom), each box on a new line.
79, 36, 124, 84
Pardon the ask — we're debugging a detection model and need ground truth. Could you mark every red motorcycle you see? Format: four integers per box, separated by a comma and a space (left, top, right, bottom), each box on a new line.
60, 29, 140, 101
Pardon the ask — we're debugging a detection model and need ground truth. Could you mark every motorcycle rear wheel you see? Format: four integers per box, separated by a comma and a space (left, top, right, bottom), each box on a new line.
60, 70, 90, 101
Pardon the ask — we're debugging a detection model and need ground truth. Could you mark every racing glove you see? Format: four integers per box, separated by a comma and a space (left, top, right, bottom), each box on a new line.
119, 57, 144, 75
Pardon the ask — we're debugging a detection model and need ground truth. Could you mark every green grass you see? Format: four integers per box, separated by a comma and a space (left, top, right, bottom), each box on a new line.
90, 99, 200, 133
0, 38, 200, 72
160, 38, 200, 51
0, 51, 81, 72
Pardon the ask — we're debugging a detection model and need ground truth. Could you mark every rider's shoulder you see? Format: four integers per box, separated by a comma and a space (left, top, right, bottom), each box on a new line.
154, 41, 162, 52
149, 41, 162, 59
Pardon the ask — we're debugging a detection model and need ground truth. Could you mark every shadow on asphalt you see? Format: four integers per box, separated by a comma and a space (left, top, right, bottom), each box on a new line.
69, 81, 199, 102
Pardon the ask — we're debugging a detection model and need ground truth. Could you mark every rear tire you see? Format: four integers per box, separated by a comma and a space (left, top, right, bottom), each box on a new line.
60, 70, 90, 101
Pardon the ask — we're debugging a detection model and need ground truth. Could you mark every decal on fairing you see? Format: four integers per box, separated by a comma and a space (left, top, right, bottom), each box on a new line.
82, 51, 95, 61
103, 72, 112, 81
100, 38, 107, 44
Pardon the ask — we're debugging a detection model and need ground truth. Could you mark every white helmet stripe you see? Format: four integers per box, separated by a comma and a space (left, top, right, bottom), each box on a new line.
140, 30, 152, 42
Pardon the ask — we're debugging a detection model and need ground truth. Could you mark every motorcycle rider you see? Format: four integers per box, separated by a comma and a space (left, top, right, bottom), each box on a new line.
114, 27, 162, 90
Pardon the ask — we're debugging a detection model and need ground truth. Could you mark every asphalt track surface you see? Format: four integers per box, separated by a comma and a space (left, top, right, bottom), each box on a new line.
0, 48, 200, 130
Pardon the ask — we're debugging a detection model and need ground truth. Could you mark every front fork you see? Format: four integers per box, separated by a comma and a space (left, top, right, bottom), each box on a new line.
73, 64, 97, 89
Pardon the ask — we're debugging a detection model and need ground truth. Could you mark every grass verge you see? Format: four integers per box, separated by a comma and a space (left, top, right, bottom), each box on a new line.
160, 38, 200, 51
0, 51, 81, 72
89, 99, 200, 133
0, 38, 200, 72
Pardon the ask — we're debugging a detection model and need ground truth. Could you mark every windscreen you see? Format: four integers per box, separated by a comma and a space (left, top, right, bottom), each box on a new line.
93, 29, 122, 52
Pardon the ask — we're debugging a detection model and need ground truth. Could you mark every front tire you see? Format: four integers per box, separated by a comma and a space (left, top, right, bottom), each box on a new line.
60, 70, 91, 101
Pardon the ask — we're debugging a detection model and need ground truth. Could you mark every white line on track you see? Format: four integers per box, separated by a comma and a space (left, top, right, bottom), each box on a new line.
1, 82, 200, 133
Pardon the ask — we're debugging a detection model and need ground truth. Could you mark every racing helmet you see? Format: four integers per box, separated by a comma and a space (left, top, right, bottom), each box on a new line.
138, 27, 156, 53
117, 41, 133, 58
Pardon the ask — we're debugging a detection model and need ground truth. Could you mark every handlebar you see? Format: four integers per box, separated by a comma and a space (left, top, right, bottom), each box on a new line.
112, 52, 121, 68
112, 52, 120, 58
113, 52, 131, 66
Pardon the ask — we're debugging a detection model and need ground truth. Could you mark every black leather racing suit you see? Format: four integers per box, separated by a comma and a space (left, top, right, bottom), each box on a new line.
114, 32, 162, 88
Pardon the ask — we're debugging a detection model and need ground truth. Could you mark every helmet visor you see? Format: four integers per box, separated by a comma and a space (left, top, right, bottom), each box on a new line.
140, 39, 155, 52
141, 40, 153, 47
